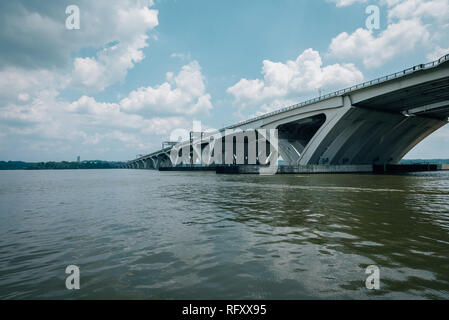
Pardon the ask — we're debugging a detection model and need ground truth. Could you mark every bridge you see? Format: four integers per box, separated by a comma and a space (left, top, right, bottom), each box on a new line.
125, 53, 449, 173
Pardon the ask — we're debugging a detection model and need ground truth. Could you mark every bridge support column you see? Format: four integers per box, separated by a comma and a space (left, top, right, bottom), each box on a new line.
158, 154, 173, 169
148, 157, 155, 169
278, 139, 302, 166
299, 97, 353, 165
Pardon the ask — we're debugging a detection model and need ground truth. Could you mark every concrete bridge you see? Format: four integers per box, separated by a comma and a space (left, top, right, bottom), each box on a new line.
125, 53, 449, 171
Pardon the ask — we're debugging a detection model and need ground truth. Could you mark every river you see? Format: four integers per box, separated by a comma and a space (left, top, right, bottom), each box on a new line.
0, 169, 448, 299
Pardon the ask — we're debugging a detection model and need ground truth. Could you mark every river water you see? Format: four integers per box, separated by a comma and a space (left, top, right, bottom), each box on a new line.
0, 169, 448, 299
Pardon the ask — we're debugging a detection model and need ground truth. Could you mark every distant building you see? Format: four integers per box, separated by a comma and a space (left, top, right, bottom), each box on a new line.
77, 156, 80, 162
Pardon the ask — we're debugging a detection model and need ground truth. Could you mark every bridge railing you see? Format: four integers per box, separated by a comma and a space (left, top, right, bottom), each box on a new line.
227, 53, 449, 129
128, 146, 173, 163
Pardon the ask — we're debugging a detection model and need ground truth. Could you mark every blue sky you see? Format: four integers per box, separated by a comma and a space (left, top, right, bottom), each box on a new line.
0, 0, 448, 161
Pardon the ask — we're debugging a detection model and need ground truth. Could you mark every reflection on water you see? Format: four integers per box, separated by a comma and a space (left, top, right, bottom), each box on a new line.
0, 170, 448, 299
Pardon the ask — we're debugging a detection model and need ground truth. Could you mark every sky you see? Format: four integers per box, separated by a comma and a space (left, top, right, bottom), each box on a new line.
0, 0, 448, 162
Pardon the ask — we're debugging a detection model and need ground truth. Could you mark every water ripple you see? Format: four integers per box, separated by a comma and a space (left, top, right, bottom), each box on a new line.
0, 170, 448, 299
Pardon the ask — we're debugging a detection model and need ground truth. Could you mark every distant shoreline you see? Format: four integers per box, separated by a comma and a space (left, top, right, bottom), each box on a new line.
400, 159, 449, 165
2, 159, 449, 170
0, 161, 125, 170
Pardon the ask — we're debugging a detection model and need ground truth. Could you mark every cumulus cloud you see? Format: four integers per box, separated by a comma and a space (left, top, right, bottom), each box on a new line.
120, 61, 213, 116
0, 60, 211, 160
69, 61, 212, 118
0, 0, 158, 93
0, 67, 68, 106
329, 19, 429, 68
67, 95, 190, 134
70, 3, 159, 91
0, 87, 193, 161
0, 89, 69, 142
387, 0, 449, 21
0, 1, 211, 161
227, 49, 364, 115
0, 1, 72, 69
329, 0, 449, 67
71, 35, 149, 92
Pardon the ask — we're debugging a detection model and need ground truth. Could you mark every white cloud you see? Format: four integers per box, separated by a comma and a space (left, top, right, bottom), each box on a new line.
0, 84, 194, 160
70, 3, 159, 92
0, 67, 68, 105
387, 0, 449, 21
65, 93, 193, 153
427, 46, 449, 60
0, 1, 190, 160
71, 35, 150, 92
0, 1, 159, 94
0, 61, 212, 160
67, 94, 193, 135
0, 6, 209, 161
0, 1, 158, 71
329, 19, 429, 68
227, 49, 364, 115
71, 35, 148, 92
329, 0, 449, 67
120, 61, 213, 116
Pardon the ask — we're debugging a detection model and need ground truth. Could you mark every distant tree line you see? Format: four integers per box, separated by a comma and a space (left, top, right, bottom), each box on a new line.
1, 159, 448, 170
400, 159, 449, 165
0, 161, 126, 170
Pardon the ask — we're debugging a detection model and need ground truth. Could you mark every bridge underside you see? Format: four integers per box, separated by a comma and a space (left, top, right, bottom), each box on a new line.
276, 106, 448, 166
302, 108, 446, 165
276, 67, 449, 166
354, 76, 449, 119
